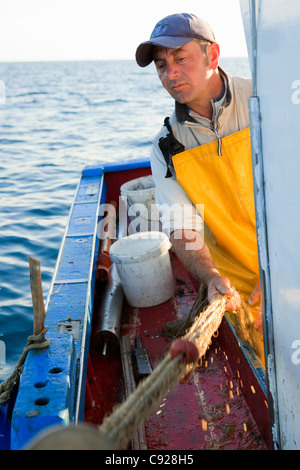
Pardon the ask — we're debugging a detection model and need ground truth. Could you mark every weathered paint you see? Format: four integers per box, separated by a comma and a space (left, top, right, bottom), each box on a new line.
11, 334, 75, 449
241, 0, 300, 449
0, 396, 14, 450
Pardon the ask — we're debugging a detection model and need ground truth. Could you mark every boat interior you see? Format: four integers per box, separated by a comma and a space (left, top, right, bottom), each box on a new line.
84, 162, 271, 450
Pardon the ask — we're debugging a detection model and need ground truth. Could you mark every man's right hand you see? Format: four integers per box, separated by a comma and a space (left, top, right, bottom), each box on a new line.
249, 283, 263, 332
207, 274, 241, 312
171, 232, 241, 312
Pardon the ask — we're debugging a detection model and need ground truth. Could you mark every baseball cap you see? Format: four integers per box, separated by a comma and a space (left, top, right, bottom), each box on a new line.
136, 13, 216, 67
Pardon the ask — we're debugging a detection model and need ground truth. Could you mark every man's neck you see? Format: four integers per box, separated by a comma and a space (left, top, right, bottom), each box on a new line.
189, 73, 224, 119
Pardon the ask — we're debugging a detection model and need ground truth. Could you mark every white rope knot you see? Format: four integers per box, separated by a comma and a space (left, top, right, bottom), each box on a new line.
0, 326, 50, 404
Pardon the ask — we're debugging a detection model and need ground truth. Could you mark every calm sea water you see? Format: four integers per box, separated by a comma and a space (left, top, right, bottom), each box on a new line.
0, 58, 250, 381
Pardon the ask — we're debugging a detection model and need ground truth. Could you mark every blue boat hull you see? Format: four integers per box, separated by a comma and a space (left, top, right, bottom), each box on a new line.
9, 159, 151, 450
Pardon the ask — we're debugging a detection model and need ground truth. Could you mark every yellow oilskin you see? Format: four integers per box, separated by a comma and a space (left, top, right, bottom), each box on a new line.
172, 127, 264, 363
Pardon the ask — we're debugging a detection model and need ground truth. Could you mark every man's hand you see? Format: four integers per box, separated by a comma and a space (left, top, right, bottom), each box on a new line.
207, 275, 241, 312
170, 232, 241, 312
249, 283, 263, 332
249, 283, 260, 305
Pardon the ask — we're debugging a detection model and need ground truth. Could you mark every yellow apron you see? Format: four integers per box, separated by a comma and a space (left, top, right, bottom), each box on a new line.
172, 127, 264, 362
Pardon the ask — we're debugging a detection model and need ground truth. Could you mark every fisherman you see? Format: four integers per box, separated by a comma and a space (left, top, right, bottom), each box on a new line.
135, 13, 263, 340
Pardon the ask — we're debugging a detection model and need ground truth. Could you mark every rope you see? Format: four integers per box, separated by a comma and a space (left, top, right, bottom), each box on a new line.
0, 326, 50, 405
100, 295, 227, 449
161, 283, 208, 339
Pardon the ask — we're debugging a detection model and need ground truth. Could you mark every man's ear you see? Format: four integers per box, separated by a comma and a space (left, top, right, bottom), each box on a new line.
208, 43, 220, 70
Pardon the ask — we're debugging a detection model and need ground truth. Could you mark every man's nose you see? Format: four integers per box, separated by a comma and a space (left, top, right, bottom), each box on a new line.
165, 62, 179, 80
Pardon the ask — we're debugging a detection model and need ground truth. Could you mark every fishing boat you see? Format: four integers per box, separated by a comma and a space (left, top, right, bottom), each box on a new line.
1, 0, 300, 451
0, 159, 269, 451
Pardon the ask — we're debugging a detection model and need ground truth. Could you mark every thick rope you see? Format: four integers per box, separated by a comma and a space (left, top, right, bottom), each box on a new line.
162, 283, 208, 339
0, 327, 50, 404
100, 295, 227, 449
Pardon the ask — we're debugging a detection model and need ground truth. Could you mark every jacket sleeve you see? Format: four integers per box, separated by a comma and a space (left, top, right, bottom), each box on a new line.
150, 135, 204, 237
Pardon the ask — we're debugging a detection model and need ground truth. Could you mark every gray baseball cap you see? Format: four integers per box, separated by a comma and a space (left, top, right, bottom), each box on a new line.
136, 13, 215, 67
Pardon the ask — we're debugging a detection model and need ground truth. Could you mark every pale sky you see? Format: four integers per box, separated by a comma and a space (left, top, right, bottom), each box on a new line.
1, 0, 248, 62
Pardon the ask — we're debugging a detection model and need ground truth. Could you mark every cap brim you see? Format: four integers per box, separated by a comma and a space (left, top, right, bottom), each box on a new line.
136, 36, 192, 67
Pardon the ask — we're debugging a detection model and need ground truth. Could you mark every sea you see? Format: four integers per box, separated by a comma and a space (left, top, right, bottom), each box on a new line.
0, 57, 250, 382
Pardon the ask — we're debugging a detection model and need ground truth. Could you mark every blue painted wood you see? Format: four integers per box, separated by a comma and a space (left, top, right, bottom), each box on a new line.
11, 334, 76, 450
10, 166, 105, 449
226, 321, 267, 394
0, 400, 13, 450
67, 203, 98, 237
82, 158, 150, 177
54, 237, 94, 282
10, 158, 151, 448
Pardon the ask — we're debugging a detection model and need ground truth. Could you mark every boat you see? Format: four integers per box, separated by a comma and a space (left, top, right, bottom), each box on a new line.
1, 0, 300, 451
0, 159, 269, 450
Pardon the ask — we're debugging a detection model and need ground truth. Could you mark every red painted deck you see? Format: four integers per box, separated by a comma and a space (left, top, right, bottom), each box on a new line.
83, 165, 270, 450
85, 253, 268, 450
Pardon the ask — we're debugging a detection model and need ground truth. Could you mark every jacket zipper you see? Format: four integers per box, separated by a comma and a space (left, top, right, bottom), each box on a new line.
212, 105, 223, 156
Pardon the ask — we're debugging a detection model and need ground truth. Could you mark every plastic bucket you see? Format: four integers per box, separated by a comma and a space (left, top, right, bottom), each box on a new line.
120, 176, 160, 233
109, 231, 174, 308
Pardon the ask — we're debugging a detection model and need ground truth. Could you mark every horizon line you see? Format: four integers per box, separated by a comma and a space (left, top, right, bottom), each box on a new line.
0, 55, 249, 64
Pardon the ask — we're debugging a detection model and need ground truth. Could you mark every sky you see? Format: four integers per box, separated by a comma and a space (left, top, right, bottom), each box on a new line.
0, 0, 248, 62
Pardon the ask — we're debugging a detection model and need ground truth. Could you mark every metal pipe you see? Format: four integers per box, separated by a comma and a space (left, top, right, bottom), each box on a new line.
93, 263, 124, 355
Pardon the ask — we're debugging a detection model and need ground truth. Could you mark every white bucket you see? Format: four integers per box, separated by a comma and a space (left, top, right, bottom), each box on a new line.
109, 231, 174, 308
120, 176, 161, 233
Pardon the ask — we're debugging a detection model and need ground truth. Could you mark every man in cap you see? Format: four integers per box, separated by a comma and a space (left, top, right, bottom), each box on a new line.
136, 13, 262, 332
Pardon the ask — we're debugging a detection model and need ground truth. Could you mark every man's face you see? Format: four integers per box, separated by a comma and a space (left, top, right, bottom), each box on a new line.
153, 40, 213, 112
